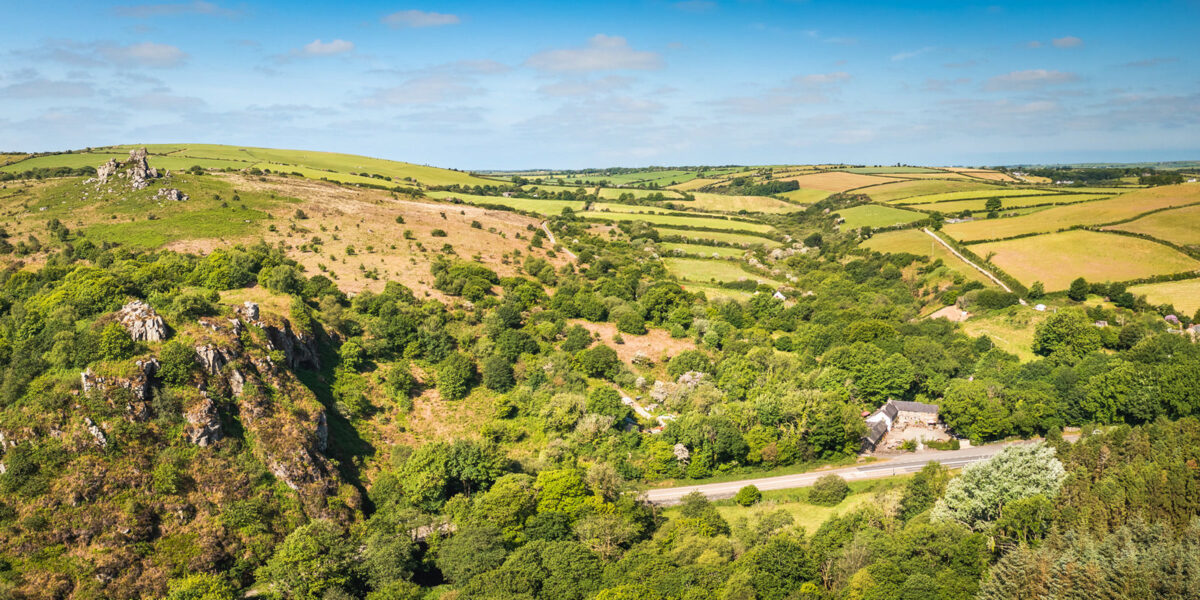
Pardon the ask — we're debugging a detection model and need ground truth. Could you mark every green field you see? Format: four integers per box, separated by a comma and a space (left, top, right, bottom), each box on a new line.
918, 193, 1112, 214
680, 284, 757, 301
595, 187, 683, 200
943, 184, 1200, 242
426, 191, 583, 215
664, 257, 775, 284
974, 230, 1200, 290
961, 306, 1049, 361
778, 188, 831, 204
1128, 278, 1200, 315
661, 242, 747, 258
864, 179, 1004, 202
585, 209, 775, 233
836, 204, 925, 229
656, 227, 780, 247
0, 153, 129, 172
861, 229, 992, 285
1108, 204, 1200, 246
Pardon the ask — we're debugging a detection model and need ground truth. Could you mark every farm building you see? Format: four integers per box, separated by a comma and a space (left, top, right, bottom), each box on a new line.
861, 399, 942, 452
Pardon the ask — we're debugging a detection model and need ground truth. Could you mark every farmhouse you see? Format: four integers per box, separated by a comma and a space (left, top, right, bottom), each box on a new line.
861, 399, 942, 452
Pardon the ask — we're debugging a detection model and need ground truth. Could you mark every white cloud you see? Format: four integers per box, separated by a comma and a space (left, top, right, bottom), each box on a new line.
537, 75, 634, 97
98, 42, 188, 67
891, 46, 935, 61
300, 39, 355, 56
526, 35, 663, 72
382, 9, 460, 28
984, 69, 1079, 91
114, 1, 236, 18
0, 78, 94, 98
1052, 36, 1083, 48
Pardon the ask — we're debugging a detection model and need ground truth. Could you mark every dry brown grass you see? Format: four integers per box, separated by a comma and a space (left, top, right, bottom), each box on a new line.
570, 320, 696, 366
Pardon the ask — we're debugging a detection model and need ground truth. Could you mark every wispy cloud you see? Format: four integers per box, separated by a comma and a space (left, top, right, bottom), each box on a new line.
0, 78, 94, 98
359, 75, 482, 107
1052, 36, 1083, 48
382, 9, 460, 28
794, 71, 851, 86
984, 69, 1079, 91
526, 35, 663, 72
891, 46, 935, 61
298, 39, 354, 57
101, 42, 188, 67
113, 0, 237, 18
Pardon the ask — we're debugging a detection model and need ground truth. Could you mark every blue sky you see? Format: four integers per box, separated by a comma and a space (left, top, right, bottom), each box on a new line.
2, 0, 1198, 169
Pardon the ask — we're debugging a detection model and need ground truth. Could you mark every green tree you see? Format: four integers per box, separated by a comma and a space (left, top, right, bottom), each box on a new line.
809, 474, 850, 506
734, 484, 762, 506
481, 355, 515, 392
899, 462, 949, 520
99, 322, 136, 361
1067, 277, 1089, 301
437, 352, 476, 400
256, 520, 357, 600
165, 574, 236, 600
158, 339, 197, 386
435, 524, 508, 585
574, 344, 620, 379
1032, 310, 1101, 361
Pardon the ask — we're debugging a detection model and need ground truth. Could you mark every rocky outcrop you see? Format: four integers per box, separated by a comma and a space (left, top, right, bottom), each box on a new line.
94, 147, 160, 190
117, 301, 168, 342
80, 358, 159, 420
194, 344, 236, 375
83, 417, 107, 449
155, 188, 188, 202
676, 370, 705, 389
183, 396, 222, 447
236, 302, 321, 371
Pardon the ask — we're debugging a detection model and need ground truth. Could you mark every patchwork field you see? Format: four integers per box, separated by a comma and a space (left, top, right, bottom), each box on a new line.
1128, 279, 1200, 315
778, 188, 831, 204
943, 184, 1200, 242
1106, 204, 1200, 247
661, 242, 746, 258
949, 169, 1019, 183
783, 171, 897, 192
897, 188, 1062, 205
584, 209, 775, 233
844, 166, 944, 174
864, 178, 1004, 202
668, 178, 721, 191
655, 227, 780, 247
836, 204, 925, 229
919, 193, 1111, 214
973, 230, 1200, 290
595, 187, 683, 199
426, 191, 583, 215
862, 229, 992, 285
664, 257, 775, 284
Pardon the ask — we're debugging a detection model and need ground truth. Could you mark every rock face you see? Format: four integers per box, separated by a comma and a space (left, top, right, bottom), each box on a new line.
235, 302, 321, 370
117, 301, 168, 342
94, 147, 160, 190
80, 358, 159, 420
183, 396, 222, 447
83, 417, 107, 449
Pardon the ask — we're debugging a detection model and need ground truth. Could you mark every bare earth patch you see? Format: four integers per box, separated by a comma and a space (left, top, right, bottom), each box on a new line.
570, 320, 696, 366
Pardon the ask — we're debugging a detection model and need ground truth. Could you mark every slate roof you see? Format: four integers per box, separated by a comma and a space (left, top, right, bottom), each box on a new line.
891, 400, 939, 414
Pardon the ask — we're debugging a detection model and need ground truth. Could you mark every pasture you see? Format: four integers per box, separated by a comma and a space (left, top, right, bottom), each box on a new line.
864, 178, 1003, 202
782, 171, 897, 192
656, 227, 780, 247
595, 187, 683, 199
844, 166, 943, 174
961, 306, 1048, 361
661, 242, 746, 258
1127, 279, 1200, 316
668, 178, 721, 191
664, 257, 775, 284
584, 209, 775, 233
681, 284, 756, 302
684, 192, 800, 213
779, 188, 831, 204
836, 204, 925, 229
943, 184, 1200, 242
973, 230, 1200, 290
1106, 204, 1200, 247
861, 229, 992, 285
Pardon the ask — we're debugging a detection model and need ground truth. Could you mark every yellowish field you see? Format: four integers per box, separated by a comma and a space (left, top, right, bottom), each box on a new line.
961, 307, 1049, 361
1106, 204, 1200, 247
778, 188, 831, 204
943, 184, 1200, 242
864, 179, 1003, 202
974, 230, 1200, 290
667, 178, 720, 191
1128, 279, 1200, 315
921, 193, 1111, 214
680, 284, 756, 301
898, 188, 1062, 205
782, 171, 898, 192
661, 242, 746, 258
595, 187, 683, 199
684, 192, 800, 213
584, 209, 775, 233
861, 229, 992, 285
656, 227, 780, 247
950, 169, 1019, 183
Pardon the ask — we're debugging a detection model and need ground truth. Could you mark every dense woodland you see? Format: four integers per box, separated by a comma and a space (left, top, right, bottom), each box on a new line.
0, 175, 1199, 599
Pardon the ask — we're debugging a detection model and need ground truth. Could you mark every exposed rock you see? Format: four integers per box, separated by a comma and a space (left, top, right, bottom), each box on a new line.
316, 412, 328, 452
155, 187, 188, 202
184, 396, 222, 447
676, 370, 705, 389
117, 300, 168, 342
194, 344, 236, 375
242, 301, 259, 321
94, 147, 161, 190
80, 358, 159, 420
634, 376, 647, 389
83, 417, 107, 449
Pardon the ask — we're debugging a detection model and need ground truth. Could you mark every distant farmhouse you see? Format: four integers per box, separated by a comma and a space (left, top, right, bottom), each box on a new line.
862, 399, 941, 452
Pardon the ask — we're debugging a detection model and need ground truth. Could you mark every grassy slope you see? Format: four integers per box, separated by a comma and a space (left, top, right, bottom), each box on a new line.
664, 257, 776, 284
1128, 278, 1200, 315
655, 227, 780, 247
862, 229, 992, 285
836, 204, 925, 229
917, 193, 1113, 214
661, 242, 747, 258
865, 179, 1004, 202
1107, 204, 1200, 246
